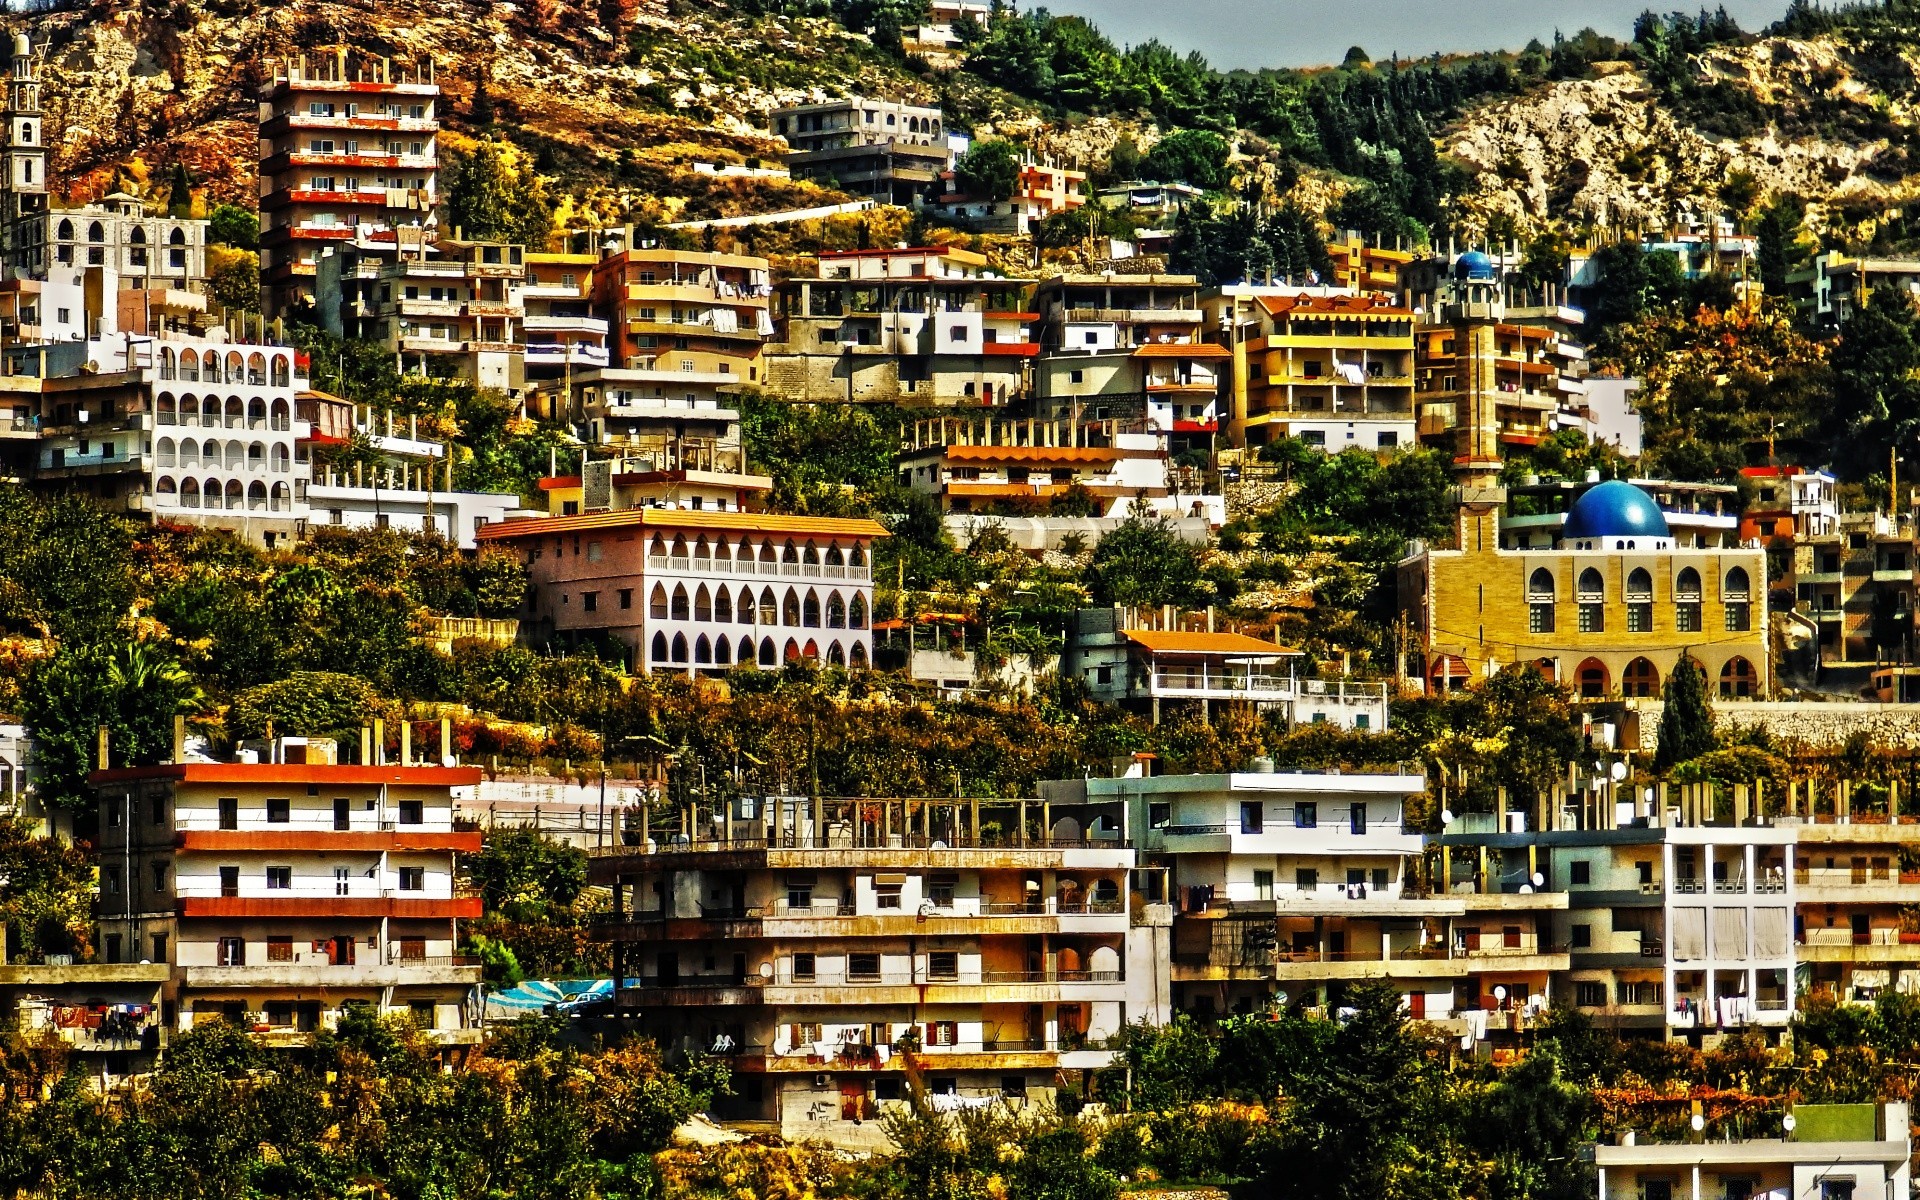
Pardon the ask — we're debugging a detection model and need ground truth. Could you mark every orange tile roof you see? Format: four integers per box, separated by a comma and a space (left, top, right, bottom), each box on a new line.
1256, 293, 1413, 319
1133, 342, 1232, 359
1123, 629, 1300, 656
475, 508, 887, 542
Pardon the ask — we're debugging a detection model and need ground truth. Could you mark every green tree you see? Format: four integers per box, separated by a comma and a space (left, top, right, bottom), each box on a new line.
1086, 515, 1207, 608
1654, 654, 1716, 771
167, 161, 194, 218
24, 640, 202, 809
1830, 284, 1920, 479
468, 827, 588, 922
205, 245, 259, 313
1754, 197, 1806, 298
0, 816, 96, 962
443, 139, 554, 248
225, 671, 382, 743
955, 138, 1022, 201
1144, 128, 1232, 190
206, 203, 258, 250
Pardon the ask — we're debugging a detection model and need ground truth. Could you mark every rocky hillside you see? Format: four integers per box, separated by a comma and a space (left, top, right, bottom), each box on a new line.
1443, 31, 1920, 241
25, 0, 958, 218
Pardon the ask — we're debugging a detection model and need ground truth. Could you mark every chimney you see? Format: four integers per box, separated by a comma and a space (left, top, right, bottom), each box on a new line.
97, 725, 110, 772
441, 717, 453, 766
172, 715, 185, 764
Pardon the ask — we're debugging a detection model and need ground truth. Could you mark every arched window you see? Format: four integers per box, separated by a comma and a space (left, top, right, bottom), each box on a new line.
670, 534, 688, 558
156, 476, 177, 504
714, 586, 733, 623
713, 637, 731, 666
783, 589, 802, 626
670, 633, 689, 663
1724, 566, 1752, 632
1575, 657, 1609, 699
1626, 567, 1654, 633
271, 444, 289, 472
694, 536, 711, 561
1623, 656, 1660, 698
714, 539, 732, 565
850, 642, 869, 669
201, 351, 218, 380
651, 632, 669, 665
271, 397, 290, 430
159, 350, 176, 382
849, 594, 868, 630
782, 539, 799, 564
802, 639, 819, 659
759, 590, 777, 625
670, 584, 690, 620
224, 352, 243, 383
1527, 568, 1555, 634
1675, 567, 1702, 633
271, 357, 291, 388
1720, 656, 1757, 698
785, 638, 802, 661
694, 585, 712, 622
156, 438, 175, 467
247, 481, 268, 512
828, 642, 846, 666
224, 395, 244, 426
803, 542, 820, 565
247, 396, 266, 426
826, 545, 845, 567
802, 592, 821, 627
759, 637, 777, 667
224, 440, 243, 469
86, 221, 103, 242
741, 636, 758, 666
759, 540, 777, 565
224, 480, 243, 509
179, 352, 199, 382
55, 218, 71, 240
179, 477, 199, 507
649, 534, 667, 558
179, 438, 199, 467
1577, 567, 1605, 634
270, 482, 290, 512
247, 353, 267, 386
851, 544, 868, 567
827, 592, 846, 628
649, 583, 669, 619
247, 441, 264, 470
694, 635, 712, 664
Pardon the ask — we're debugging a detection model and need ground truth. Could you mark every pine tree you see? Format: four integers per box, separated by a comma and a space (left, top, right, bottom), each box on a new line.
1655, 655, 1715, 771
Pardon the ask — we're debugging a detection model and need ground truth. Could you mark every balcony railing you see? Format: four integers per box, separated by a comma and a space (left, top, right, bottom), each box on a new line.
646, 553, 871, 582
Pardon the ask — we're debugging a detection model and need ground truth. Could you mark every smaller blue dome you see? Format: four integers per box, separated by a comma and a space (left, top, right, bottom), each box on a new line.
1563, 480, 1670, 541
1454, 250, 1497, 281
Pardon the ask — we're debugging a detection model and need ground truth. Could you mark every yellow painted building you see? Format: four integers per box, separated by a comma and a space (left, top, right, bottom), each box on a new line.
1399, 480, 1769, 700
1208, 290, 1415, 451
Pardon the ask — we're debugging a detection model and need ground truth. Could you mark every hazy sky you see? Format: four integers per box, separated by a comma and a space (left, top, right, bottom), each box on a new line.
1042, 0, 1794, 71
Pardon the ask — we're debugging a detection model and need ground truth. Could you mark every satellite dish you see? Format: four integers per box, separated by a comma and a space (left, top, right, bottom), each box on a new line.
1493, 985, 1508, 1001
1518, 884, 1533, 894
1441, 809, 1455, 824
1532, 872, 1545, 888
1691, 1112, 1706, 1132
1644, 786, 1655, 804
1783, 1113, 1797, 1134
1275, 992, 1288, 1007
1610, 762, 1628, 783
930, 839, 947, 850
759, 961, 774, 979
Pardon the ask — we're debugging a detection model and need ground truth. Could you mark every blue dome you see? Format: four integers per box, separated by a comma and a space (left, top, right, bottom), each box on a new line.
1454, 250, 1497, 281
1563, 480, 1670, 541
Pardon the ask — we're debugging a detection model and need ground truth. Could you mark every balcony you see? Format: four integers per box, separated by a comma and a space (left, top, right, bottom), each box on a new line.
181, 958, 482, 989
644, 553, 871, 583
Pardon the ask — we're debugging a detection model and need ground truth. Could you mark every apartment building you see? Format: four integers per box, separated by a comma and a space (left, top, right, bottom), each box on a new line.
13, 333, 312, 547
1740, 466, 1840, 544
773, 97, 952, 206
1207, 288, 1415, 451
933, 159, 1088, 233
1596, 1102, 1909, 1200
1441, 811, 1795, 1040
40, 194, 207, 294
590, 246, 773, 385
1031, 273, 1207, 412
768, 246, 1037, 404
522, 251, 610, 390
587, 790, 1167, 1143
0, 962, 168, 1080
1324, 233, 1414, 294
1786, 250, 1920, 328
1060, 607, 1387, 729
896, 414, 1220, 522
369, 239, 525, 393
258, 49, 438, 320
90, 737, 485, 1046
475, 507, 885, 672
1788, 509, 1914, 669
1042, 770, 1565, 1044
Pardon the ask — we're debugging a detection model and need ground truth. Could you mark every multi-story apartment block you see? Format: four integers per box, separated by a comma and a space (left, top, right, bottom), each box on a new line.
522, 251, 610, 389
1207, 288, 1415, 451
477, 507, 884, 672
1596, 1101, 1909, 1200
1031, 273, 1212, 432
258, 49, 439, 320
768, 246, 1037, 404
91, 737, 484, 1046
1786, 250, 1920, 328
15, 334, 312, 548
588, 790, 1166, 1142
1324, 233, 1414, 293
896, 414, 1221, 522
1442, 817, 1795, 1041
0, 962, 169, 1080
1739, 466, 1839, 544
361, 239, 525, 393
1061, 607, 1387, 729
1788, 509, 1914, 670
1790, 814, 1920, 1005
933, 158, 1088, 233
1044, 770, 1565, 1044
590, 246, 772, 385
773, 97, 952, 206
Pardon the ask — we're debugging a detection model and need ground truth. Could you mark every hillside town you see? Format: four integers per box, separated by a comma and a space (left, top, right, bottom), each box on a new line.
14, 0, 1920, 1197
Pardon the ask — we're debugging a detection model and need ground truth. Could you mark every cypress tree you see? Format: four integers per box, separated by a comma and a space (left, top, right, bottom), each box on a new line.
1655, 655, 1715, 771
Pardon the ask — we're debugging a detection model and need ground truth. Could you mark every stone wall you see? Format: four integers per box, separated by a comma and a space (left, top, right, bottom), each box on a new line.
1626, 700, 1920, 751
